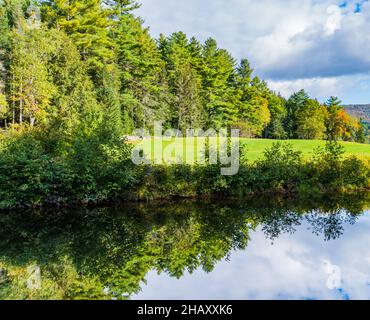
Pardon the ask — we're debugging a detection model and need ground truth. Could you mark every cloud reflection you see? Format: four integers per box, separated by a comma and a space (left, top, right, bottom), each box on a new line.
134, 213, 370, 300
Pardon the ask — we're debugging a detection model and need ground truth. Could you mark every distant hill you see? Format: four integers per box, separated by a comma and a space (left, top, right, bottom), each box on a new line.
344, 104, 370, 122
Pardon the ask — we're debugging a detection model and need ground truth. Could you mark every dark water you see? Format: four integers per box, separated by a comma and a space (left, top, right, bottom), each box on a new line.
0, 195, 369, 300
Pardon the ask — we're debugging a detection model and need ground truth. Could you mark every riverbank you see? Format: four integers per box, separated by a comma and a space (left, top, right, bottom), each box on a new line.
0, 138, 369, 210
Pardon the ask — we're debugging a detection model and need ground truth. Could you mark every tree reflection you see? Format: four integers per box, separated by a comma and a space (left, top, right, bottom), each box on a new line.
0, 194, 368, 299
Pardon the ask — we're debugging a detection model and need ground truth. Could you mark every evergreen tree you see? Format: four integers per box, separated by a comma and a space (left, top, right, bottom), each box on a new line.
235, 60, 271, 137
285, 89, 310, 138
355, 121, 366, 143
325, 96, 343, 141
103, 0, 140, 15
0, 2, 7, 126
160, 32, 204, 131
42, 0, 112, 71
115, 14, 169, 131
46, 28, 102, 150
201, 38, 238, 129
0, 0, 30, 126
97, 65, 123, 142
266, 93, 287, 139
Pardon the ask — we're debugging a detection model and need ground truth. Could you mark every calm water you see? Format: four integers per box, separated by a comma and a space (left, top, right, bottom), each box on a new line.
0, 195, 369, 300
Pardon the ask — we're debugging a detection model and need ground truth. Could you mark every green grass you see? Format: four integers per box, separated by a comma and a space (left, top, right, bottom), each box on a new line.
135, 138, 370, 164
239, 139, 370, 162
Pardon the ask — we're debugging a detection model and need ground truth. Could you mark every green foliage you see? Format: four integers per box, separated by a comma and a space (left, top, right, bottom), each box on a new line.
0, 0, 368, 211
201, 38, 238, 129
9, 28, 56, 126
0, 131, 73, 208
285, 89, 310, 138
42, 0, 112, 71
309, 141, 369, 191
355, 123, 367, 143
115, 14, 169, 130
265, 93, 287, 139
0, 92, 7, 121
235, 61, 277, 137
0, 128, 137, 208
253, 143, 304, 192
159, 32, 204, 130
0, 0, 364, 142
296, 99, 326, 139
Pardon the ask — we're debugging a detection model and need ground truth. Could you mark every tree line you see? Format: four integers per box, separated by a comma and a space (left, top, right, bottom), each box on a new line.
0, 0, 367, 143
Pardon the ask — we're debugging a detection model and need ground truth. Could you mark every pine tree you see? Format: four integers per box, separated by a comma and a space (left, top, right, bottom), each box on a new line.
325, 96, 343, 141
160, 32, 204, 131
97, 65, 123, 142
266, 93, 287, 139
201, 38, 238, 129
355, 122, 366, 143
0, 2, 7, 126
47, 29, 102, 143
285, 89, 310, 138
235, 61, 271, 137
103, 0, 140, 15
42, 0, 112, 71
115, 14, 169, 131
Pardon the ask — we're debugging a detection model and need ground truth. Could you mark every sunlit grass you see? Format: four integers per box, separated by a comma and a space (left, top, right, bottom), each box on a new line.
133, 138, 370, 164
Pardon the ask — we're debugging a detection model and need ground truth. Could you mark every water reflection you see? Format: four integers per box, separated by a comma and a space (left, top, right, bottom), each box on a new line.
0, 194, 369, 300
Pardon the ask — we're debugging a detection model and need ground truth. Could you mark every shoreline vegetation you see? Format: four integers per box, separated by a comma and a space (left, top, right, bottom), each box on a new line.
0, 1, 369, 211
0, 129, 369, 210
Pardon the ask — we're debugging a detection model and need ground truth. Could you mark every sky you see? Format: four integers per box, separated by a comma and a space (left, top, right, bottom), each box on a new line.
136, 0, 370, 104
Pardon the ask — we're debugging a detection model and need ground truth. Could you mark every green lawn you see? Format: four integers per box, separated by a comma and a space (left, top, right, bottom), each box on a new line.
135, 138, 370, 164
239, 139, 370, 162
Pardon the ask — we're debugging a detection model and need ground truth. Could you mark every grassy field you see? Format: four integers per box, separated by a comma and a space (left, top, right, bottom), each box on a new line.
135, 138, 370, 164
238, 139, 370, 162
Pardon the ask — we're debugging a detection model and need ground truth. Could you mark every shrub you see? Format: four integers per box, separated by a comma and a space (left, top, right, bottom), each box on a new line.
0, 134, 368, 209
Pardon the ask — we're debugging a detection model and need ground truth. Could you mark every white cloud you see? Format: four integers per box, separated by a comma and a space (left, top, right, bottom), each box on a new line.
136, 0, 370, 102
267, 76, 350, 100
325, 5, 342, 35
268, 77, 342, 100
133, 212, 370, 300
267, 74, 370, 102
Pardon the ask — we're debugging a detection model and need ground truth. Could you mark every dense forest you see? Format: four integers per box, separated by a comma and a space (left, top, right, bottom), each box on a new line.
0, 0, 367, 142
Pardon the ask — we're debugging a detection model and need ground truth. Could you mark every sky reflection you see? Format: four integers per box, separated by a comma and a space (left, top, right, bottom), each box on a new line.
134, 212, 370, 300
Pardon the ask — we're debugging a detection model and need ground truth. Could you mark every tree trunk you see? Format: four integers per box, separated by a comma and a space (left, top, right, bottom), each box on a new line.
19, 78, 23, 125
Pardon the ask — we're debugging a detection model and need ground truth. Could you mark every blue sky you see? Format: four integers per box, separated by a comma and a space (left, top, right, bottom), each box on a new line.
136, 0, 370, 104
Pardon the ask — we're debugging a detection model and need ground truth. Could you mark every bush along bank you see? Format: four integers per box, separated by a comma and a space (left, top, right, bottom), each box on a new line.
0, 132, 369, 209
135, 142, 370, 200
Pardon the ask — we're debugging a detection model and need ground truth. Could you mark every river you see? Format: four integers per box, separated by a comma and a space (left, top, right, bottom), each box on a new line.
0, 195, 369, 300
